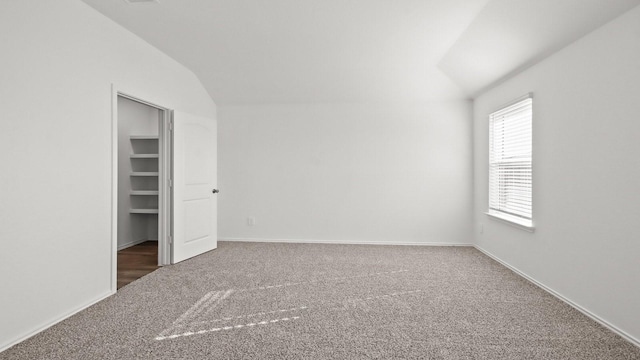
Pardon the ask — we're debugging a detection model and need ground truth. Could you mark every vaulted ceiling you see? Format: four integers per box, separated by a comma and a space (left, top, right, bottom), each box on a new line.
82, 0, 639, 104
439, 0, 640, 97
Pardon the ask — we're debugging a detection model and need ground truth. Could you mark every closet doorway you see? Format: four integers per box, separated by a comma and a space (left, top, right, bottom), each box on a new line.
115, 94, 171, 290
111, 87, 219, 292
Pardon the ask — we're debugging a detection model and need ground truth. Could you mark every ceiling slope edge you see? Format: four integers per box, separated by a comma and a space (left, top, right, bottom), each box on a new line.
438, 0, 640, 99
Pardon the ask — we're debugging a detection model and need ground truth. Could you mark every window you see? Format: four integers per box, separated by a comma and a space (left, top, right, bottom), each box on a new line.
488, 95, 533, 230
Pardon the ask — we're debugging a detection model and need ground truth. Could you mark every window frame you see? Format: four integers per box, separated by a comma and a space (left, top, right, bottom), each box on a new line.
486, 94, 535, 232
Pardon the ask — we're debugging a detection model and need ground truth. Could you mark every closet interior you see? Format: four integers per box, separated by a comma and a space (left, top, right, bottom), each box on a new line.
117, 96, 163, 288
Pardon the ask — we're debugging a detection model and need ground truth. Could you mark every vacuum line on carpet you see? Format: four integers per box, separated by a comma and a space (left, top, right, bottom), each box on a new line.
190, 306, 309, 325
172, 290, 220, 325
159, 290, 234, 336
170, 289, 422, 332
154, 316, 302, 341
153, 289, 422, 340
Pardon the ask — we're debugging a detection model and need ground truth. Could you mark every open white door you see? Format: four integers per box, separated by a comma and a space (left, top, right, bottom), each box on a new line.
172, 111, 217, 263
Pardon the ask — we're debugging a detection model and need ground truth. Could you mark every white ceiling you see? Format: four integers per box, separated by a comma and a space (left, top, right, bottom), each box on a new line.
439, 0, 640, 97
82, 0, 639, 104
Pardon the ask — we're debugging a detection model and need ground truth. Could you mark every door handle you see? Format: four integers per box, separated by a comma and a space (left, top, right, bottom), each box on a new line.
212, 189, 219, 194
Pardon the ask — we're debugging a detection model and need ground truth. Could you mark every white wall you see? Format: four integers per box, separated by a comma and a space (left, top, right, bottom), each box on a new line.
219, 102, 473, 245
117, 97, 160, 250
473, 6, 640, 344
0, 1, 215, 351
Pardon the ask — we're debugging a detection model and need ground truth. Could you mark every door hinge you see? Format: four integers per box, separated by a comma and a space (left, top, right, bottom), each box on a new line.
169, 120, 174, 131
168, 235, 173, 244
168, 179, 173, 187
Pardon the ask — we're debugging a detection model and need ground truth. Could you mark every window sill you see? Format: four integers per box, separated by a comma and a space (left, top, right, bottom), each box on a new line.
485, 211, 535, 233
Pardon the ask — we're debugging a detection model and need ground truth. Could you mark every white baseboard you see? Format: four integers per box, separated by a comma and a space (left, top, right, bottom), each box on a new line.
474, 245, 640, 349
117, 238, 156, 251
220, 237, 473, 247
0, 290, 114, 353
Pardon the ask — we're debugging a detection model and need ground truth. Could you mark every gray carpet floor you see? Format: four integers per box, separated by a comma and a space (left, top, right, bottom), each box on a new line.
2, 242, 639, 359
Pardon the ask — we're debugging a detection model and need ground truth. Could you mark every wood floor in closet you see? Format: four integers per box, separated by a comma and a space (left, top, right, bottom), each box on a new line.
117, 241, 159, 289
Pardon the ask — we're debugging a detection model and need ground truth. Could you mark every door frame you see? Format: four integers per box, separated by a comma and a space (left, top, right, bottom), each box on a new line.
110, 84, 172, 293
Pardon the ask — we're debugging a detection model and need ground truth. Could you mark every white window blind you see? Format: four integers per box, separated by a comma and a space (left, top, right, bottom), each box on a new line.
489, 96, 533, 228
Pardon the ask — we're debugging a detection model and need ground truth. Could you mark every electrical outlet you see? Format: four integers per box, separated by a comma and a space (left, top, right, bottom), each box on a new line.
247, 217, 256, 227
479, 223, 484, 234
